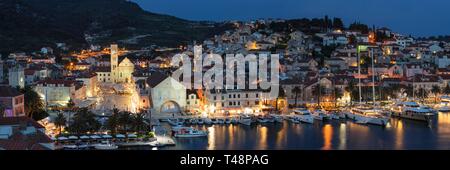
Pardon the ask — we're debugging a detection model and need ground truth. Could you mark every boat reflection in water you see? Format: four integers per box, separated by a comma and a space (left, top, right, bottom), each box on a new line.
151, 113, 450, 150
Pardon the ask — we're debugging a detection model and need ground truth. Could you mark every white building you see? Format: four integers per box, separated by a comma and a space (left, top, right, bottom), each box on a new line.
435, 55, 450, 68
95, 44, 134, 84
147, 73, 186, 114
8, 66, 25, 89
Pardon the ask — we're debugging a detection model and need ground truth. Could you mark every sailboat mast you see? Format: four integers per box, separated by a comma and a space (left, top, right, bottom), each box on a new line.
358, 47, 363, 105
371, 48, 376, 107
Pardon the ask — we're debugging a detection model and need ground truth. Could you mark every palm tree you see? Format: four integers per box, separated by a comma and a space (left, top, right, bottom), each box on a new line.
275, 87, 286, 112
131, 113, 148, 133
118, 111, 132, 133
431, 85, 442, 103
68, 108, 101, 134
106, 111, 120, 134
291, 86, 302, 107
20, 86, 48, 121
54, 113, 67, 134
345, 80, 356, 106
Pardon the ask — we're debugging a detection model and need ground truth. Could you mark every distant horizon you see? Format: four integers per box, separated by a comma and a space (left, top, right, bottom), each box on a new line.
132, 0, 450, 37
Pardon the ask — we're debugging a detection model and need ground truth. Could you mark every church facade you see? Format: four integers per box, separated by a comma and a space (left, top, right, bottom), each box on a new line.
96, 44, 134, 83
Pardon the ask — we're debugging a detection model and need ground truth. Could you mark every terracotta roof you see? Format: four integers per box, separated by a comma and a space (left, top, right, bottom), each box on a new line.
0, 116, 45, 129
0, 85, 22, 97
94, 67, 111, 72
146, 72, 169, 88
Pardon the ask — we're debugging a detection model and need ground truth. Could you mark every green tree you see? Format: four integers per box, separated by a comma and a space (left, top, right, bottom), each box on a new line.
312, 84, 327, 108
68, 108, 100, 134
66, 99, 75, 111
20, 86, 48, 121
131, 112, 148, 133
106, 109, 120, 134
118, 111, 132, 133
54, 113, 67, 134
291, 86, 302, 107
275, 87, 286, 111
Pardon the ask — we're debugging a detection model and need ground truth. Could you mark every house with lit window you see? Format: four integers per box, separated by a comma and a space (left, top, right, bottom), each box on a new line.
0, 85, 25, 117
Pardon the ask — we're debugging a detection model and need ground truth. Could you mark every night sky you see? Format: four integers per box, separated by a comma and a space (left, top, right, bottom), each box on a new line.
132, 0, 450, 37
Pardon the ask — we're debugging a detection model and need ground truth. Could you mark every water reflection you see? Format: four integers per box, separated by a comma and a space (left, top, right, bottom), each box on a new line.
258, 126, 268, 150
338, 123, 346, 150
159, 114, 450, 150
321, 124, 333, 150
207, 126, 215, 150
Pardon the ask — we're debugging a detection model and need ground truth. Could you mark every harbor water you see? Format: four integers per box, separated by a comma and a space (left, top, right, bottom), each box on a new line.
136, 112, 450, 150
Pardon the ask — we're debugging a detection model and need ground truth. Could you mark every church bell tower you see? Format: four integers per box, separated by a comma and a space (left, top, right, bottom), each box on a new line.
111, 44, 119, 82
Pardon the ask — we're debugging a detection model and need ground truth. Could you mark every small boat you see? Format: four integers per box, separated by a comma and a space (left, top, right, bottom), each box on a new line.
439, 96, 450, 112
329, 112, 340, 120
257, 116, 270, 123
191, 118, 198, 125
291, 108, 314, 124
168, 118, 183, 126
204, 118, 212, 125
211, 118, 218, 124
312, 109, 329, 121
239, 115, 252, 126
197, 118, 204, 125
225, 118, 231, 124
217, 118, 225, 124
174, 127, 208, 138
270, 114, 283, 123
230, 117, 238, 124
63, 144, 79, 150
94, 141, 118, 150
266, 116, 275, 123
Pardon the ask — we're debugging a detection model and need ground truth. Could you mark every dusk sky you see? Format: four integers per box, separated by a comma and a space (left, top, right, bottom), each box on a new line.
133, 0, 450, 37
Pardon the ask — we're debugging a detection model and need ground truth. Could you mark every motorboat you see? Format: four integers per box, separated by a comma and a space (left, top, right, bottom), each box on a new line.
230, 117, 238, 124
168, 118, 183, 126
257, 116, 270, 123
291, 108, 314, 124
94, 141, 118, 150
269, 114, 283, 123
438, 96, 450, 112
173, 127, 208, 138
204, 118, 212, 125
312, 109, 330, 121
211, 118, 218, 124
197, 118, 204, 125
225, 118, 231, 124
217, 118, 225, 124
391, 101, 437, 122
352, 107, 390, 126
239, 115, 252, 126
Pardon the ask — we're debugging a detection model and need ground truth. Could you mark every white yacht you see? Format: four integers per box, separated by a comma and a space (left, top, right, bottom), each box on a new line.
168, 118, 183, 126
291, 109, 314, 124
269, 114, 283, 123
438, 96, 450, 112
392, 101, 437, 122
239, 115, 252, 126
312, 109, 330, 121
94, 141, 118, 150
174, 127, 208, 138
351, 107, 390, 126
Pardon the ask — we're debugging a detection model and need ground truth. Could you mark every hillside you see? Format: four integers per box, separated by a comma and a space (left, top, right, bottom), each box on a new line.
0, 0, 232, 54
